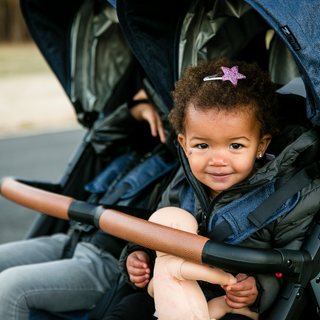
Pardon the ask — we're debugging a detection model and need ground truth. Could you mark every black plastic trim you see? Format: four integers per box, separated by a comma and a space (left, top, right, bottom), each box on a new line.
68, 201, 104, 228
202, 240, 310, 275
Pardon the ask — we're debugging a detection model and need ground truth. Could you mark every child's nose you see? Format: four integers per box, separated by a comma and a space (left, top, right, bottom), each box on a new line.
208, 152, 228, 166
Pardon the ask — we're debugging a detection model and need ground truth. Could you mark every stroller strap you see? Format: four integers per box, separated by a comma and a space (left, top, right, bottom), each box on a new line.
97, 152, 178, 205
248, 161, 320, 227
208, 161, 320, 244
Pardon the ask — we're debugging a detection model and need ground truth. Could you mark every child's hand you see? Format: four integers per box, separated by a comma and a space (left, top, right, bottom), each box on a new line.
126, 250, 151, 288
130, 89, 166, 143
221, 273, 258, 308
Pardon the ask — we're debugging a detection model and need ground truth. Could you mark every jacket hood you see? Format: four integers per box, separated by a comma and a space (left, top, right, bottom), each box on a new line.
251, 125, 320, 183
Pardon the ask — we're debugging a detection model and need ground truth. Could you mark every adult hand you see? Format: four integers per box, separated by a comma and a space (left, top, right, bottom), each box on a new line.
221, 273, 258, 308
130, 89, 166, 143
126, 250, 151, 288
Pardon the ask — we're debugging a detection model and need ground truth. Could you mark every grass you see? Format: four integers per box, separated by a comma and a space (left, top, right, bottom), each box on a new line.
0, 42, 51, 78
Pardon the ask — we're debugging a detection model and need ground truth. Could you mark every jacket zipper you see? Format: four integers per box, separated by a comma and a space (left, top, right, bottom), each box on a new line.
201, 179, 270, 235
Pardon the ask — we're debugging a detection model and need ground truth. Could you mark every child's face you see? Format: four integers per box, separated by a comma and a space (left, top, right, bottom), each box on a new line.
178, 105, 271, 198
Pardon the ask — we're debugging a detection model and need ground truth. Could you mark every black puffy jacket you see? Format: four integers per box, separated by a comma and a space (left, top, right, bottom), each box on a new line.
120, 94, 320, 314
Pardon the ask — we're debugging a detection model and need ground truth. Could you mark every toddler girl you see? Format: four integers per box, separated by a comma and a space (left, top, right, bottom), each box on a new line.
119, 57, 320, 319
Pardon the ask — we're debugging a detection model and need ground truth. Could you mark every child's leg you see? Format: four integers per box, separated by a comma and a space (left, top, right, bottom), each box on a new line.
0, 233, 70, 272
229, 308, 259, 320
208, 296, 233, 319
0, 241, 120, 320
208, 296, 259, 320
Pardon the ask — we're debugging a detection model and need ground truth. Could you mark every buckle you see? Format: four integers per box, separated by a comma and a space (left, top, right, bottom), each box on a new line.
71, 222, 94, 233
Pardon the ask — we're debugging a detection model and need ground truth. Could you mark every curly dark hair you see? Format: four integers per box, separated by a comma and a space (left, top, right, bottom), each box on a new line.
169, 57, 280, 137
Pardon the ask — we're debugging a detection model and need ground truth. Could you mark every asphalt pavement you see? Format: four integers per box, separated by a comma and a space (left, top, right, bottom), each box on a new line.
0, 128, 87, 244
0, 42, 88, 312
0, 46, 87, 243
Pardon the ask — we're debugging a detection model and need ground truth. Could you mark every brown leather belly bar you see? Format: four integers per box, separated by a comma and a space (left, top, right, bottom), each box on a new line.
0, 177, 292, 274
0, 177, 207, 264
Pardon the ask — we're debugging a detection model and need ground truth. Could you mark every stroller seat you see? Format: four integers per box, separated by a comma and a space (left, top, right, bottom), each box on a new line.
2, 0, 320, 319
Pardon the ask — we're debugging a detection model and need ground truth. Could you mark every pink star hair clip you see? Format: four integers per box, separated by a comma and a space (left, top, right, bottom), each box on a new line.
203, 66, 246, 85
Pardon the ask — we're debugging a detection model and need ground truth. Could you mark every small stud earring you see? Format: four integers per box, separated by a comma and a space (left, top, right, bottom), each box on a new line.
259, 153, 263, 158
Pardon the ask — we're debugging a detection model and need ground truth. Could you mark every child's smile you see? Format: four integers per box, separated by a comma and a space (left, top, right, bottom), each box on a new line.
178, 105, 271, 198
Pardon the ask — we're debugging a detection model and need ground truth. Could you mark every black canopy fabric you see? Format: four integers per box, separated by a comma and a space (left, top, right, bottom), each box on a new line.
20, 0, 83, 97
117, 0, 192, 114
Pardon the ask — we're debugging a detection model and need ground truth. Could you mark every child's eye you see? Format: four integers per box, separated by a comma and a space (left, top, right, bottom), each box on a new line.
196, 143, 209, 149
230, 143, 243, 150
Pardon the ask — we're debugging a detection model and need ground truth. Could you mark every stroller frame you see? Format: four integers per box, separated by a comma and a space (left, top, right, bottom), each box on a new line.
1, 0, 320, 319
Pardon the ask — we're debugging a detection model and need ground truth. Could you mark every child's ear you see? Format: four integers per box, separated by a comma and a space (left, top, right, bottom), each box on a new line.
178, 133, 188, 154
257, 134, 272, 159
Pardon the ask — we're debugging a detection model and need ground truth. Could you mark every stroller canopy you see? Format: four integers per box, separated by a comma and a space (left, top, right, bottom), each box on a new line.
116, 0, 320, 124
21, 0, 141, 127
21, 0, 320, 125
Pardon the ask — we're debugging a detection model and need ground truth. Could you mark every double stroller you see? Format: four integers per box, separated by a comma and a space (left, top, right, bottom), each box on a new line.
1, 0, 320, 319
